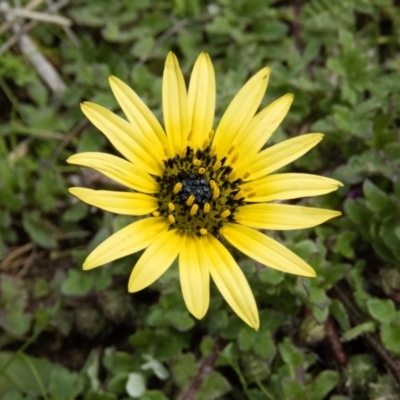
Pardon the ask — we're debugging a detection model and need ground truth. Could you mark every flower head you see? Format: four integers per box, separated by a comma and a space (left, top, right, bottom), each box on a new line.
68, 52, 342, 330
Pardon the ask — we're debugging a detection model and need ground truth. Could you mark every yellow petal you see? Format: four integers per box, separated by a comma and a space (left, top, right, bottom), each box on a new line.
236, 94, 293, 160
221, 223, 316, 277
81, 102, 163, 176
188, 52, 216, 149
179, 232, 210, 319
163, 52, 190, 155
236, 133, 324, 181
69, 187, 158, 215
237, 204, 342, 230
109, 75, 167, 148
67, 152, 159, 193
204, 234, 259, 330
83, 217, 169, 270
128, 229, 183, 292
242, 173, 343, 202
213, 67, 271, 157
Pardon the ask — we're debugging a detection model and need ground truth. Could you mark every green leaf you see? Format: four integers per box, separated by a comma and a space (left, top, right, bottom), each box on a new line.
238, 328, 257, 351
380, 319, 400, 355
195, 371, 231, 400
309, 287, 330, 323
0, 352, 52, 395
253, 331, 276, 360
330, 299, 351, 331
363, 180, 393, 214
341, 321, 376, 342
48, 365, 82, 400
165, 310, 195, 331
311, 370, 339, 400
77, 130, 107, 153
141, 390, 170, 400
278, 338, 303, 370
0, 306, 32, 337
61, 269, 93, 296
107, 372, 128, 394
22, 212, 56, 249
170, 354, 197, 388
344, 198, 371, 226
333, 231, 356, 259
367, 298, 396, 324
62, 202, 89, 222
281, 379, 307, 400
0, 275, 31, 336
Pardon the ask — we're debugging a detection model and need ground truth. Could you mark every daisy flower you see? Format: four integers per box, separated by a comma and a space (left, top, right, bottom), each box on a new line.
68, 52, 342, 330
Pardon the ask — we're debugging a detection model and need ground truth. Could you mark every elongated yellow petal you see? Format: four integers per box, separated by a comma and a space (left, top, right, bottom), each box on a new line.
213, 67, 271, 157
236, 133, 324, 181
236, 94, 293, 160
188, 52, 216, 149
179, 233, 210, 319
67, 152, 159, 193
128, 229, 183, 292
163, 52, 190, 155
204, 234, 259, 330
69, 187, 158, 215
221, 223, 316, 277
237, 204, 341, 230
242, 173, 343, 202
109, 75, 167, 147
83, 217, 169, 270
81, 102, 163, 176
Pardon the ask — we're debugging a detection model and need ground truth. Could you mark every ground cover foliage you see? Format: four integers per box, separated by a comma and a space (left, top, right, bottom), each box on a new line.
0, 0, 400, 399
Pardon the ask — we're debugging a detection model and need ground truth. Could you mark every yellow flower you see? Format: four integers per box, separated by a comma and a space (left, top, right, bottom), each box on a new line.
68, 52, 342, 330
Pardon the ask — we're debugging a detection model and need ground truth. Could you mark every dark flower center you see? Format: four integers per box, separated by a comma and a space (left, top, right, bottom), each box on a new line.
154, 143, 246, 237
178, 172, 212, 206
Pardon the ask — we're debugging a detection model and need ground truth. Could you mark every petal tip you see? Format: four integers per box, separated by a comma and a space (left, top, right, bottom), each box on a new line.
262, 66, 271, 78
82, 262, 93, 270
68, 187, 78, 195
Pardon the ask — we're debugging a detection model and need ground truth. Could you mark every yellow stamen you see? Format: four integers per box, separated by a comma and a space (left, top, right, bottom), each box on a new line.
221, 210, 231, 218
190, 204, 199, 215
168, 215, 175, 224
234, 190, 245, 200
199, 228, 208, 235
187, 130, 193, 142
198, 167, 206, 174
186, 195, 195, 206
209, 180, 216, 189
243, 171, 251, 179
202, 138, 210, 149
168, 202, 175, 212
247, 192, 256, 198
203, 203, 210, 213
212, 187, 220, 199
210, 146, 217, 156
231, 153, 239, 164
228, 171, 236, 181
174, 183, 183, 194
213, 161, 221, 171
235, 215, 244, 222
208, 130, 214, 140
163, 145, 170, 157
152, 211, 160, 217
180, 148, 186, 158
242, 185, 254, 192
227, 144, 235, 155
193, 158, 200, 166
